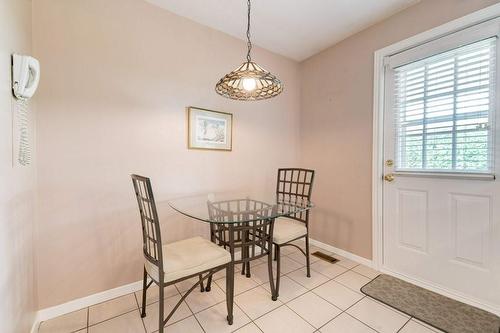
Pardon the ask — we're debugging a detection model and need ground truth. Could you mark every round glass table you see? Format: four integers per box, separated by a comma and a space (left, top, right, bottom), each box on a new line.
167, 191, 313, 223
167, 191, 314, 300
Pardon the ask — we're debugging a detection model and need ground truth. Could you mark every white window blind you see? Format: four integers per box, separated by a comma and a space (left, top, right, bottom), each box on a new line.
393, 37, 497, 174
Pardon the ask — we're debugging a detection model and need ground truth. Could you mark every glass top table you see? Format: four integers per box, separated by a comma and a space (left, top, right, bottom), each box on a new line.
167, 191, 314, 224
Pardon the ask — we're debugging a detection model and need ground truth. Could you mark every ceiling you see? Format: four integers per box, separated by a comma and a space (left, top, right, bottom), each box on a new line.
145, 0, 420, 61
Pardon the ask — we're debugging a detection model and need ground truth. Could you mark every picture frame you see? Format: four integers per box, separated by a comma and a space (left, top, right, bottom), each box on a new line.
187, 106, 233, 151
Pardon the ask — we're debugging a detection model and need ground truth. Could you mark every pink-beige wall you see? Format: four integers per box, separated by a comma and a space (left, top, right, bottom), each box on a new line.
32, 0, 300, 308
300, 0, 498, 259
0, 0, 37, 332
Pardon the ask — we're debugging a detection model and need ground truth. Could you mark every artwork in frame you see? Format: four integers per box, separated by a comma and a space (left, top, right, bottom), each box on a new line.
187, 107, 233, 151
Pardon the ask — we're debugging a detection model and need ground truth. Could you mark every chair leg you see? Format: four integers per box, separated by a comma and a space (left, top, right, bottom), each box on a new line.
206, 273, 213, 292
226, 264, 234, 325
274, 245, 278, 261
273, 245, 281, 301
268, 247, 277, 301
141, 268, 147, 318
241, 246, 251, 277
241, 245, 246, 275
199, 274, 205, 292
305, 235, 311, 278
245, 261, 251, 278
158, 281, 164, 333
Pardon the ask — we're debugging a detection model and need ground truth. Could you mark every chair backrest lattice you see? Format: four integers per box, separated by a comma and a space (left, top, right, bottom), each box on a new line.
208, 199, 275, 263
276, 168, 315, 225
131, 174, 163, 270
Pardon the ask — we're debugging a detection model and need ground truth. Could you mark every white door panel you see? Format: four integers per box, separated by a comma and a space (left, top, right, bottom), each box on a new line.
383, 176, 500, 308
397, 189, 428, 253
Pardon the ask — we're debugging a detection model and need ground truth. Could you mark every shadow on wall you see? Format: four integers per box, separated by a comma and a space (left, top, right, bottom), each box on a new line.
112, 201, 210, 262
155, 202, 209, 242
1, 190, 36, 332
40, 199, 210, 301
309, 207, 355, 253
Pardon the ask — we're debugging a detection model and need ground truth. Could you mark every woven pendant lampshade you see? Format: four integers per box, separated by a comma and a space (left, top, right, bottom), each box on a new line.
215, 0, 283, 101
216, 61, 282, 100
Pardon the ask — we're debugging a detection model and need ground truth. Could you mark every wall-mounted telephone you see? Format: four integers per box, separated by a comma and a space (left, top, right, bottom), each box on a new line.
11, 54, 40, 166
12, 54, 40, 100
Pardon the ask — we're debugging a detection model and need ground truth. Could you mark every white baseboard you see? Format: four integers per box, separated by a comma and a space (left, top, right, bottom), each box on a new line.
308, 238, 373, 268
30, 312, 40, 333
33, 279, 144, 329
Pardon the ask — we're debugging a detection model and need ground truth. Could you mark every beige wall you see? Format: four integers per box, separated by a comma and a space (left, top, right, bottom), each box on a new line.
300, 0, 498, 259
0, 0, 37, 332
33, 0, 300, 308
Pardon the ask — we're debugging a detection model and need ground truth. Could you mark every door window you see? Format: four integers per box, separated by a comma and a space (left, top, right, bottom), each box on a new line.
392, 38, 497, 174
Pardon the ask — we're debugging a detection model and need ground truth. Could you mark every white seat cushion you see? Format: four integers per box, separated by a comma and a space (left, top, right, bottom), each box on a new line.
145, 236, 231, 283
273, 217, 307, 245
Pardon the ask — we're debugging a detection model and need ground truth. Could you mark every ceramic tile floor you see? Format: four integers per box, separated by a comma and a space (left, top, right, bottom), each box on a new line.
37, 245, 445, 333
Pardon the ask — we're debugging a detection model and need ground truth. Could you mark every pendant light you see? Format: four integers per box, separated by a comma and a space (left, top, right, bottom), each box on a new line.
215, 0, 283, 101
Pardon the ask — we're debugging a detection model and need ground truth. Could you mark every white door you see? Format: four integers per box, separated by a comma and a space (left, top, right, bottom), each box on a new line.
382, 19, 500, 314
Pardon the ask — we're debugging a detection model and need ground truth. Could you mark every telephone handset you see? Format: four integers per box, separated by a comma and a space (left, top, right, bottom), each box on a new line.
12, 54, 40, 100
11, 54, 40, 166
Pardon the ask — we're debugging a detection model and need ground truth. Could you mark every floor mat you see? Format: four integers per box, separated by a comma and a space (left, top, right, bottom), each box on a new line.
361, 274, 500, 333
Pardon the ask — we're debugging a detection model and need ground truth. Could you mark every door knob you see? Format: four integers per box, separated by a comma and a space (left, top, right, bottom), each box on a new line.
384, 174, 395, 182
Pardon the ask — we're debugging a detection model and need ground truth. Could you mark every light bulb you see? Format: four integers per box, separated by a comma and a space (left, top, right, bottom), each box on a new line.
242, 77, 257, 91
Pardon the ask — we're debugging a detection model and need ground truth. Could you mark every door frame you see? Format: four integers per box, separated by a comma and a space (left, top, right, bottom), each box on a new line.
371, 3, 500, 314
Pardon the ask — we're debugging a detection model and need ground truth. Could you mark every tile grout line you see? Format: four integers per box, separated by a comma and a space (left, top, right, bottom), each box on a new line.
226, 303, 253, 332
396, 317, 413, 333
161, 294, 194, 329
322, 271, 408, 332
331, 270, 372, 293
85, 298, 141, 330
133, 291, 148, 333
346, 312, 384, 333
191, 313, 207, 333
248, 303, 288, 327
180, 292, 206, 333
238, 321, 264, 333
234, 290, 285, 323
60, 292, 144, 332
316, 297, 380, 333
199, 283, 265, 316
283, 301, 328, 331
312, 274, 410, 333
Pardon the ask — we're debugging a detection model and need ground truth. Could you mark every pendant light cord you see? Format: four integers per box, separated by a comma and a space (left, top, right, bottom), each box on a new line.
246, 0, 252, 62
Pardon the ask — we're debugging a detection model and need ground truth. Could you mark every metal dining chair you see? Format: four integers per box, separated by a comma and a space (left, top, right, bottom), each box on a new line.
272, 168, 315, 300
131, 175, 234, 331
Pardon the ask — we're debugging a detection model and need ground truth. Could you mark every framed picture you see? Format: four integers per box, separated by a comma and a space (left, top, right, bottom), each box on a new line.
187, 106, 233, 151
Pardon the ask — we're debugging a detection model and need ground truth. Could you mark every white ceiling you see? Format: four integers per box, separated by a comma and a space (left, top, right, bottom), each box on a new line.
145, 0, 420, 61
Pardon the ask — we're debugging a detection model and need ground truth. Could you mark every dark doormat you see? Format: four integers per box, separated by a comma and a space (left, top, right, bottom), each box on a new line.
360, 274, 500, 333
